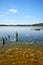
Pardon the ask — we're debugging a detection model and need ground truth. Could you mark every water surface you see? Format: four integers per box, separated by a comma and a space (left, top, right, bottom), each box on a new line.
0, 26, 43, 44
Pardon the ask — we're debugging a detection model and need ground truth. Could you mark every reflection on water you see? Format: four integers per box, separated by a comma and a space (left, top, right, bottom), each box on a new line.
0, 26, 43, 43
0, 26, 43, 65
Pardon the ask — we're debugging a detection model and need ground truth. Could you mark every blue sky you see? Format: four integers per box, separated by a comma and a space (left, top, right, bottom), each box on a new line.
0, 0, 43, 24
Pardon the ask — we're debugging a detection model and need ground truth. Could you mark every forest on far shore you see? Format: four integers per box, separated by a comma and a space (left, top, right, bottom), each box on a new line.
0, 23, 43, 26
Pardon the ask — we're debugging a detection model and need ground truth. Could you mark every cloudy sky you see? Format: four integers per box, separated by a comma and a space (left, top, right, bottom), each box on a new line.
0, 0, 43, 24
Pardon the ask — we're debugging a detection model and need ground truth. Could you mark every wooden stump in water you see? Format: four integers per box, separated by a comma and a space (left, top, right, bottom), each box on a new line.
8, 35, 10, 39
5, 37, 7, 41
16, 32, 18, 42
2, 38, 5, 45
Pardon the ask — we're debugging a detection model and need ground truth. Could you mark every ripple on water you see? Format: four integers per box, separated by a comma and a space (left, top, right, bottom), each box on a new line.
0, 61, 2, 63
38, 51, 42, 55
29, 53, 34, 57
10, 55, 14, 58
8, 49, 12, 52
5, 49, 12, 54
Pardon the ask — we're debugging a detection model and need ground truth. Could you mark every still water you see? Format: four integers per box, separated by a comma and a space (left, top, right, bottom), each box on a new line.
0, 26, 43, 43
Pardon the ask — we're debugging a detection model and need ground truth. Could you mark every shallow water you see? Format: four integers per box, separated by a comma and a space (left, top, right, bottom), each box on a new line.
0, 26, 43, 65
0, 26, 43, 44
0, 42, 43, 65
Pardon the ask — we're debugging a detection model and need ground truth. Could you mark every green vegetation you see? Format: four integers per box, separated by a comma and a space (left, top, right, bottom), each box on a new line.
0, 23, 43, 26
32, 23, 43, 26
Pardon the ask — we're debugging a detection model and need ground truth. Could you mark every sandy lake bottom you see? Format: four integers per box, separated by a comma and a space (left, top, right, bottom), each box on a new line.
0, 42, 43, 65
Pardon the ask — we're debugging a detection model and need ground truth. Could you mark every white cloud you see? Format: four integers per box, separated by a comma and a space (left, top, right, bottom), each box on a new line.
26, 15, 35, 20
26, 16, 31, 18
8, 9, 18, 14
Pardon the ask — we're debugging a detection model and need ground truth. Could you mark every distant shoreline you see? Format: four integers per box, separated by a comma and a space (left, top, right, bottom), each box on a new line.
0, 23, 43, 26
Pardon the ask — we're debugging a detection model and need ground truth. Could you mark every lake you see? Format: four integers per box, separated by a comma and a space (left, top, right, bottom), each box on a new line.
0, 26, 43, 65
0, 26, 43, 44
